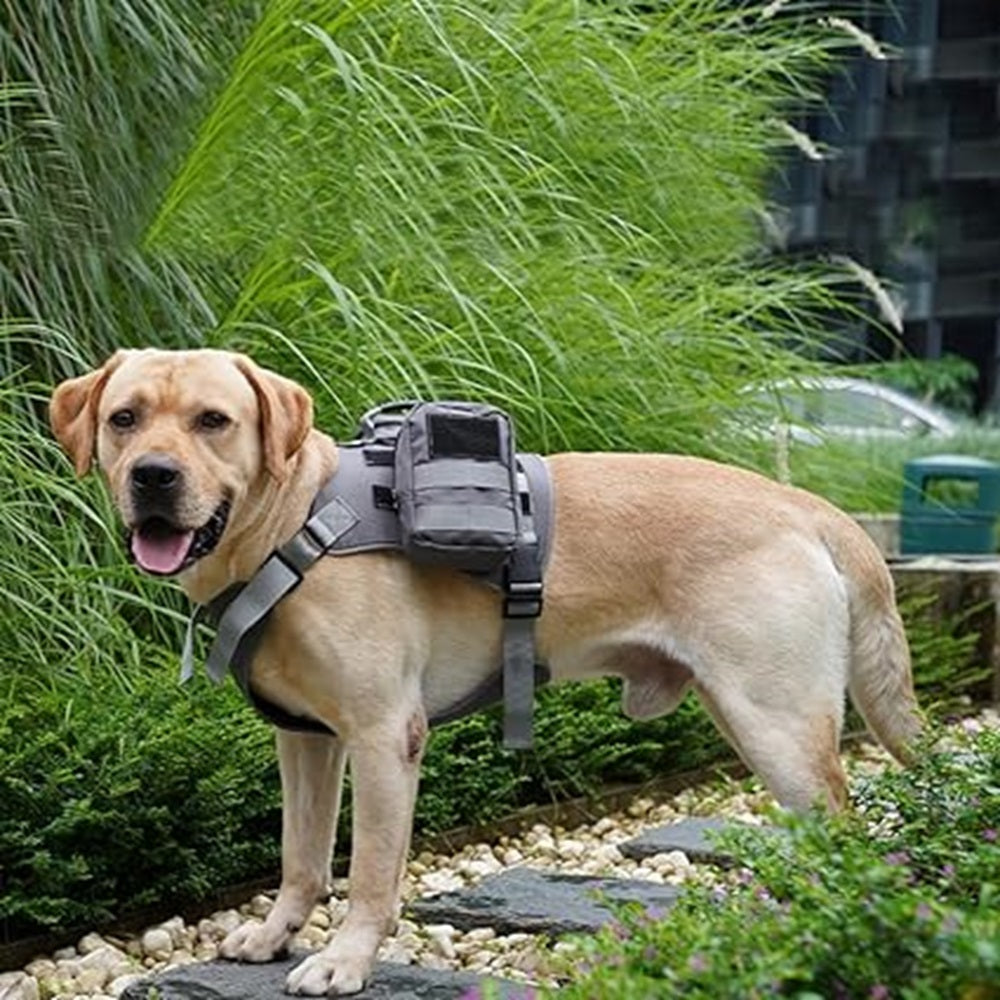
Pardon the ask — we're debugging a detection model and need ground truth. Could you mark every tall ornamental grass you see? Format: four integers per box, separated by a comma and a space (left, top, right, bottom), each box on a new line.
0, 0, 875, 689
147, 0, 864, 453
0, 0, 921, 939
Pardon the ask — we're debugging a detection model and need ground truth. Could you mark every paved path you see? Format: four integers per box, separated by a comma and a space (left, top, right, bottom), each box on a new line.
122, 819, 738, 999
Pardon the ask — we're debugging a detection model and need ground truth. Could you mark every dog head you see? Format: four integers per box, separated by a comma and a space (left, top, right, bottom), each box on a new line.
49, 349, 313, 577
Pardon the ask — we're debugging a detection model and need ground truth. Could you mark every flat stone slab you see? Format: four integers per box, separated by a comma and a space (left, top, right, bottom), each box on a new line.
408, 867, 679, 936
619, 818, 781, 866
618, 817, 736, 865
121, 957, 523, 1000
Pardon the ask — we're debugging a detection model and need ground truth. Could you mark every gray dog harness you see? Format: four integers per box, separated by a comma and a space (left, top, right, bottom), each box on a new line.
182, 409, 553, 749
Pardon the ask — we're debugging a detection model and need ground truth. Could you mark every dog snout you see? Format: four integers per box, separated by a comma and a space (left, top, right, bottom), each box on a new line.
130, 453, 183, 506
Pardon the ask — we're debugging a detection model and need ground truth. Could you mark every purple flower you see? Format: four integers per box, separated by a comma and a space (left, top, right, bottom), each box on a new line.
457, 990, 482, 1000
870, 985, 890, 1000
884, 851, 909, 867
941, 864, 956, 878
689, 953, 709, 973
915, 902, 933, 922
983, 829, 998, 843
644, 904, 668, 922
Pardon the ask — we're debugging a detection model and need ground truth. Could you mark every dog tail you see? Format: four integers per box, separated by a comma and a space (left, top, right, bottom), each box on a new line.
824, 519, 923, 764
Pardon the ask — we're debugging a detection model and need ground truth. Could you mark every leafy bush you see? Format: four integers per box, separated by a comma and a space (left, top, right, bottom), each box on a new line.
901, 590, 994, 714
551, 725, 1000, 999
0, 664, 279, 938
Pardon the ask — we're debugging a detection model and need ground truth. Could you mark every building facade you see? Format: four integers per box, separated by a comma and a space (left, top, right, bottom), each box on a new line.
776, 0, 1000, 410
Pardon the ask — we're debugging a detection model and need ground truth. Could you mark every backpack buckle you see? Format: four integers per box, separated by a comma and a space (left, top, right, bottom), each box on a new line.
503, 579, 543, 619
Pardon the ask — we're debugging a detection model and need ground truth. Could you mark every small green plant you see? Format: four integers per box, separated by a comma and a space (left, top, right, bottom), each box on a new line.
899, 590, 993, 714
550, 725, 1000, 998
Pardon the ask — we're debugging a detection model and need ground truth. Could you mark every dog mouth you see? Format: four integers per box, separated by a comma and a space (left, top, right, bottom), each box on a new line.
128, 499, 231, 577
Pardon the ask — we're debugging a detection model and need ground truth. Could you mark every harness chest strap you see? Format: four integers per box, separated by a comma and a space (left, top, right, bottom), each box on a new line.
181, 451, 552, 748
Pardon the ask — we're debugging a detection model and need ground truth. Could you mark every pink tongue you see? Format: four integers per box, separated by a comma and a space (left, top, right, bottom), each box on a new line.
131, 529, 195, 575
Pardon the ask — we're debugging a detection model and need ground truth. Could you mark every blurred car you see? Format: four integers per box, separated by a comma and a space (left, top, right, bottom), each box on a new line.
742, 376, 960, 445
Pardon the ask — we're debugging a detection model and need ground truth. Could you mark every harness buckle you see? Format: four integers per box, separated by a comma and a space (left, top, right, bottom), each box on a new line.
277, 531, 321, 576
503, 578, 543, 619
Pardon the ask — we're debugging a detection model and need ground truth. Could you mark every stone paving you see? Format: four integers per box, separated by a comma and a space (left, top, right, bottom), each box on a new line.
117, 817, 740, 1000
117, 957, 528, 1000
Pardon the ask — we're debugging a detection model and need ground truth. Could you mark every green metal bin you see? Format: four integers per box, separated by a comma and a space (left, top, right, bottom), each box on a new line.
900, 454, 1000, 556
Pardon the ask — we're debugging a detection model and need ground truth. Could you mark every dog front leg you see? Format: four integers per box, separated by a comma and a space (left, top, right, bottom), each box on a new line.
221, 729, 346, 962
286, 709, 427, 996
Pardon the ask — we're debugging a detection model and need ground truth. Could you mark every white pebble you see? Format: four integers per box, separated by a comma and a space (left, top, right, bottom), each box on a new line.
23, 961, 55, 982
79, 946, 127, 974
77, 933, 107, 956
557, 839, 586, 859
464, 927, 497, 943
76, 967, 110, 992
419, 953, 455, 971
423, 924, 457, 960
209, 909, 243, 935
0, 972, 39, 1000
419, 871, 464, 894
378, 940, 413, 964
160, 916, 187, 949
194, 943, 219, 962
139, 928, 172, 961
54, 959, 81, 980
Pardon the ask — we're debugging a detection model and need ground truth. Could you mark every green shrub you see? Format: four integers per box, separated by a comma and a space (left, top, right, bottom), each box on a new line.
0, 664, 279, 937
550, 725, 1000, 999
901, 590, 994, 714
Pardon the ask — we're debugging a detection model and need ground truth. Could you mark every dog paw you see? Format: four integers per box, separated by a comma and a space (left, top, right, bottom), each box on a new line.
219, 919, 288, 963
286, 951, 370, 996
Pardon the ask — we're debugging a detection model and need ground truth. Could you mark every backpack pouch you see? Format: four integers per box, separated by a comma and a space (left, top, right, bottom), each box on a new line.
395, 402, 519, 572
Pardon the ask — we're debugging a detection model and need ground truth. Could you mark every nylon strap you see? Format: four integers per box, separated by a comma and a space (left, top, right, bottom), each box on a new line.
500, 455, 548, 749
201, 496, 360, 684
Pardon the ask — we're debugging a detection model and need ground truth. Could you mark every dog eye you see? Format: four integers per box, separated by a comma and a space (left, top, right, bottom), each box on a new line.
109, 409, 136, 430
198, 410, 231, 430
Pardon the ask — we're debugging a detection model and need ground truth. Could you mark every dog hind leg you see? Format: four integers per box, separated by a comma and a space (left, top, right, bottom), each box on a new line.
697, 682, 848, 812
221, 730, 346, 962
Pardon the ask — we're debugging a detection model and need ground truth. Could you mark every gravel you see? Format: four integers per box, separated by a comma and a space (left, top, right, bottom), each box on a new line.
5, 708, 996, 1000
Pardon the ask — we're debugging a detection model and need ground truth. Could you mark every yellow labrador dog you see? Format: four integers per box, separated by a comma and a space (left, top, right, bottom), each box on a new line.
50, 349, 921, 995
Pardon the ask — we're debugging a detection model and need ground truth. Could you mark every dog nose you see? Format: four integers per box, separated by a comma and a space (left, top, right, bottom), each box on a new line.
131, 454, 182, 494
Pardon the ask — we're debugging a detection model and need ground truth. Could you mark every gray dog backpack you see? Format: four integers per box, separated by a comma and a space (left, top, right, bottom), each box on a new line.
182, 401, 553, 749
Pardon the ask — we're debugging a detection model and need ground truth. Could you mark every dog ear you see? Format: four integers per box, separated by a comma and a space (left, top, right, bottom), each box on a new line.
235, 357, 313, 481
49, 353, 126, 476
